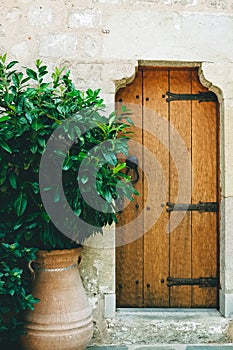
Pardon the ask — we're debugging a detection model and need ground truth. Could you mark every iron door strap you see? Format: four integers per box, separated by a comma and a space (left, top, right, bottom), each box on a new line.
167, 277, 218, 288
165, 91, 218, 103
164, 201, 218, 213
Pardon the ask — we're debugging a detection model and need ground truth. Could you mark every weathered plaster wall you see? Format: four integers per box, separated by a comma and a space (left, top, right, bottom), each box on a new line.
1, 0, 233, 342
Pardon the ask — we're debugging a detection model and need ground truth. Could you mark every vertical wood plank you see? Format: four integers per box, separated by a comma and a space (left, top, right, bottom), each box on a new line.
143, 69, 170, 307
116, 71, 144, 307
191, 71, 218, 307
169, 69, 192, 307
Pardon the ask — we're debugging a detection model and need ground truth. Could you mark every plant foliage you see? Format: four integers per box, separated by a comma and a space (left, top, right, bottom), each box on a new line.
0, 242, 39, 345
0, 54, 138, 249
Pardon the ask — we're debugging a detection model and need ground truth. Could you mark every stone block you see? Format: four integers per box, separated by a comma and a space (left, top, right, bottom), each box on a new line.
80, 235, 115, 294
223, 196, 233, 265
227, 320, 233, 342
6, 7, 22, 23
134, 346, 185, 350
39, 33, 77, 57
76, 33, 101, 60
68, 9, 102, 28
93, 0, 120, 3
17, 0, 31, 3
87, 347, 127, 350
102, 11, 233, 62
223, 100, 233, 197
205, 0, 228, 11
187, 346, 233, 349
131, 0, 197, 5
104, 293, 115, 318
0, 24, 5, 37
101, 92, 115, 106
88, 296, 99, 311
28, 4, 53, 27
11, 41, 30, 59
60, 62, 102, 91
75, 63, 102, 81
202, 63, 233, 99
100, 62, 137, 82
220, 290, 233, 317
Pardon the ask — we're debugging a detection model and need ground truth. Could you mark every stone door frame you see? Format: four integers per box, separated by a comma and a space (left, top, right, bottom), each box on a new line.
103, 60, 233, 318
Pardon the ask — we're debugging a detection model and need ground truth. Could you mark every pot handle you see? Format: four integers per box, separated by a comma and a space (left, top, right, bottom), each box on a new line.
28, 260, 36, 281
78, 255, 82, 266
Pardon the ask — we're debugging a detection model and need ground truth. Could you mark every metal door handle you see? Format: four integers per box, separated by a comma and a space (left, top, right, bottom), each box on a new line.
126, 155, 139, 184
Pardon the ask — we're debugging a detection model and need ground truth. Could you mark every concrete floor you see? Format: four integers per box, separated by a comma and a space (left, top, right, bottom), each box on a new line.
89, 309, 233, 348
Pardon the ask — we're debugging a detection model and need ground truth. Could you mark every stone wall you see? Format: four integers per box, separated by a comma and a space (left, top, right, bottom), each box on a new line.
1, 0, 232, 93
1, 0, 233, 343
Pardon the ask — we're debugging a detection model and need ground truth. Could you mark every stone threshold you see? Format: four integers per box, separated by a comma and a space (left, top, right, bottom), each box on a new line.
90, 309, 232, 346
116, 308, 225, 315
88, 345, 233, 350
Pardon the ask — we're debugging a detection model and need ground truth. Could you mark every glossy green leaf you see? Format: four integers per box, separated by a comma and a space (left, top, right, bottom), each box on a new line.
54, 188, 60, 203
112, 162, 126, 174
31, 182, 39, 194
25, 212, 39, 222
63, 157, 73, 171
30, 144, 38, 154
37, 138, 46, 148
0, 53, 7, 63
126, 117, 134, 126
80, 175, 89, 184
32, 119, 43, 131
0, 140, 12, 153
74, 208, 81, 216
40, 210, 50, 223
6, 61, 18, 70
25, 112, 33, 124
0, 115, 10, 122
14, 192, 27, 217
26, 222, 38, 229
26, 68, 37, 80
13, 218, 24, 230
102, 152, 117, 166
9, 172, 17, 189
103, 190, 113, 203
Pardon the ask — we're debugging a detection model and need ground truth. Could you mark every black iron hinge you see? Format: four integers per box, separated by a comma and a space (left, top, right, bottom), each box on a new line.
167, 277, 218, 288
165, 91, 217, 103
164, 201, 218, 213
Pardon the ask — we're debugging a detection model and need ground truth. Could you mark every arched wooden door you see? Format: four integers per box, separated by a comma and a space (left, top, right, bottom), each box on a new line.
116, 67, 219, 308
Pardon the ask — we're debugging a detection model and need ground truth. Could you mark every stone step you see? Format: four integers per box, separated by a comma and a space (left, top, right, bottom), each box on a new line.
96, 309, 231, 345
88, 345, 233, 350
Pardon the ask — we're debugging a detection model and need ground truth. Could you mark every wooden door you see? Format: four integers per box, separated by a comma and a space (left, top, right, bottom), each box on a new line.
116, 67, 219, 308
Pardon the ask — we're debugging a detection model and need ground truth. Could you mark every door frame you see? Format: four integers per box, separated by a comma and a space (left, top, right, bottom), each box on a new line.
109, 61, 224, 316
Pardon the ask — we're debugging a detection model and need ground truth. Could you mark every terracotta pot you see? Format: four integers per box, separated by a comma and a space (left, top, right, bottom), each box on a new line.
21, 248, 93, 350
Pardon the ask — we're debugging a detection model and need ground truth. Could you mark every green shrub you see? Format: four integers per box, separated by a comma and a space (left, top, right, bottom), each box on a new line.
0, 241, 39, 345
0, 54, 137, 250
